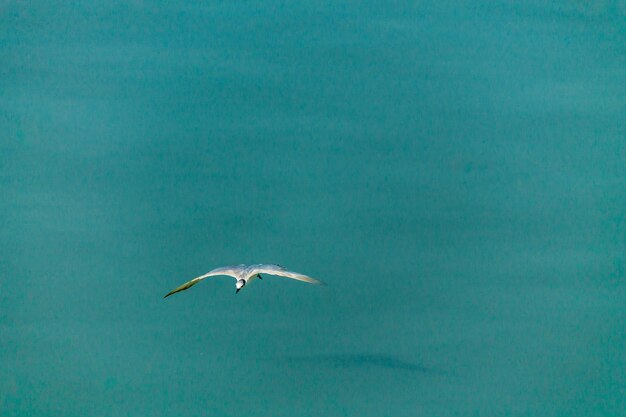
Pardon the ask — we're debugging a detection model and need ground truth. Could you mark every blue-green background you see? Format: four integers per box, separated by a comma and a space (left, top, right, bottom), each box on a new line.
1, 1, 625, 416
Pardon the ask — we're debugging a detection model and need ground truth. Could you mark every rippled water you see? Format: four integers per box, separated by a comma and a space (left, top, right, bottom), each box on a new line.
1, 2, 625, 416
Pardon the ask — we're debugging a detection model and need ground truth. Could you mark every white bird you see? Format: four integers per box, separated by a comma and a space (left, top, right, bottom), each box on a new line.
164, 264, 323, 298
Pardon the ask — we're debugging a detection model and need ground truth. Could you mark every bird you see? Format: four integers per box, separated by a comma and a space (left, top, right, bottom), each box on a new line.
164, 264, 323, 298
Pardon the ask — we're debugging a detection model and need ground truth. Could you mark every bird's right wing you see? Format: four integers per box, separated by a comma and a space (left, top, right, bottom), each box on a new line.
163, 266, 241, 298
250, 264, 324, 285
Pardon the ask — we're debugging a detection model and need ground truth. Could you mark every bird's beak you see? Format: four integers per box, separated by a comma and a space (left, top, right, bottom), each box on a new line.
236, 288, 240, 294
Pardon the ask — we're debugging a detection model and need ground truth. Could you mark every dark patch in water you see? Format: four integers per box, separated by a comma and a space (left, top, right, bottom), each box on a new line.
285, 353, 432, 373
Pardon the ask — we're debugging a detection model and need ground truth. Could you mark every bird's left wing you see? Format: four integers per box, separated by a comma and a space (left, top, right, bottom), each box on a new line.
163, 266, 241, 298
249, 264, 323, 285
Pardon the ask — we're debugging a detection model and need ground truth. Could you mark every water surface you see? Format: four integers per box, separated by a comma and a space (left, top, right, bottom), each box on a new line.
1, 1, 625, 416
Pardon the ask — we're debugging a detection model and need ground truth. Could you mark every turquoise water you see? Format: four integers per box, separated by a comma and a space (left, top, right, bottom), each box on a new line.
1, 2, 625, 416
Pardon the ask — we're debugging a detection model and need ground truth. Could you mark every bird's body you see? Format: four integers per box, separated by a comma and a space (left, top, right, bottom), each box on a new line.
164, 264, 322, 298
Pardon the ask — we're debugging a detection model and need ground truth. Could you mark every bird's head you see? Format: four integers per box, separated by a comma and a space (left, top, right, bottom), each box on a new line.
235, 279, 246, 294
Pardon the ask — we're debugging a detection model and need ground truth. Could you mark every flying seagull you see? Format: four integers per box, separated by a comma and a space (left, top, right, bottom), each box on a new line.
164, 264, 322, 298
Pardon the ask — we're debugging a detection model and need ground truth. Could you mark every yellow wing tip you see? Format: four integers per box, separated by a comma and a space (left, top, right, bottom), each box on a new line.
163, 280, 197, 299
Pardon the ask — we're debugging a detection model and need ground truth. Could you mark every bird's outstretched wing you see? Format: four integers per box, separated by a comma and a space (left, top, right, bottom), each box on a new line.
163, 266, 241, 298
249, 264, 323, 285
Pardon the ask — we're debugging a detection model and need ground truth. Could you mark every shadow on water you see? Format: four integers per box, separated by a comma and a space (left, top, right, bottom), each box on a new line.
283, 353, 433, 373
